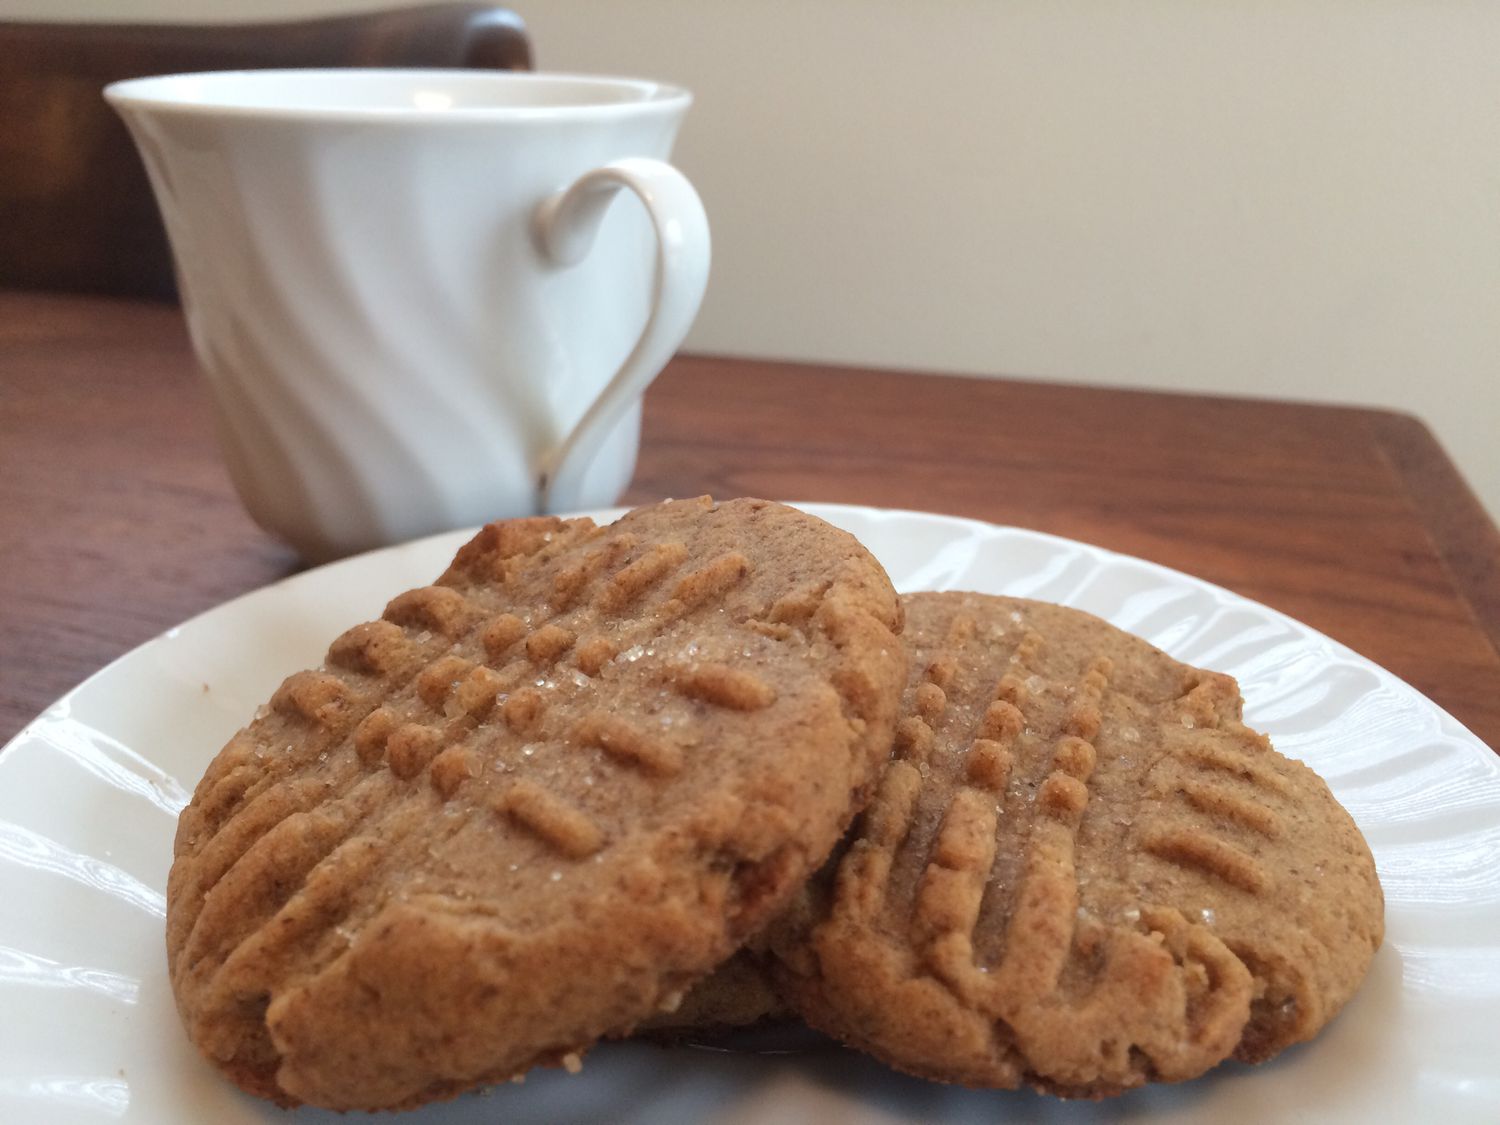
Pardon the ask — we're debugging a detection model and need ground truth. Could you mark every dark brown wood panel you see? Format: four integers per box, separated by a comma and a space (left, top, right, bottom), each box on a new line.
0, 4, 531, 300
2, 294, 1497, 753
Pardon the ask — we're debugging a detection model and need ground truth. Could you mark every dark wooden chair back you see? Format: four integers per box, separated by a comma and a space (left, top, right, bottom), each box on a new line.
0, 4, 532, 300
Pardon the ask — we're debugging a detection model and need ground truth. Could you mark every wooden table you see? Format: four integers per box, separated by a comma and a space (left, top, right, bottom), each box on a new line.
3, 290, 1498, 753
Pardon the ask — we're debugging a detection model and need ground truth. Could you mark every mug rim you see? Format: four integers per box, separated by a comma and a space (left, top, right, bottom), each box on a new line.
103, 68, 692, 122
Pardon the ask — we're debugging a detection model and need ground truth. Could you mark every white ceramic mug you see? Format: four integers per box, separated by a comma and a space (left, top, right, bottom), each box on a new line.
106, 69, 709, 562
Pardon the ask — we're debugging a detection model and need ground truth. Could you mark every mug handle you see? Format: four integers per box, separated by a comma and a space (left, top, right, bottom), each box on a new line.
532, 156, 710, 513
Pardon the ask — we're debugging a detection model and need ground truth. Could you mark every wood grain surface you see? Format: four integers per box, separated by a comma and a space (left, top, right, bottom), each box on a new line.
2, 291, 1497, 753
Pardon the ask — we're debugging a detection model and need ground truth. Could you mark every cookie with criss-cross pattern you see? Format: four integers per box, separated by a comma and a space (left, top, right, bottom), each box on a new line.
165, 497, 905, 1111
766, 591, 1383, 1097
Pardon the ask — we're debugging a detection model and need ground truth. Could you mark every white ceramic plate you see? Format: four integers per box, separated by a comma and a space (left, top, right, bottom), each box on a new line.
2, 505, 1497, 1124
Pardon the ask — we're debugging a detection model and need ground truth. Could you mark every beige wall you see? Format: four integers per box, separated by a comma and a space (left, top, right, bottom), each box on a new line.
9, 0, 1497, 517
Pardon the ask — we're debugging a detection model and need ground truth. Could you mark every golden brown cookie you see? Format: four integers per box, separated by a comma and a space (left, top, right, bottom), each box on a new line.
166, 497, 906, 1110
767, 591, 1384, 1096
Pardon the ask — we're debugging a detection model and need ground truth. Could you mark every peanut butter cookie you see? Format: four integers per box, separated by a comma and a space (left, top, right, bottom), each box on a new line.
768, 591, 1383, 1096
166, 497, 905, 1110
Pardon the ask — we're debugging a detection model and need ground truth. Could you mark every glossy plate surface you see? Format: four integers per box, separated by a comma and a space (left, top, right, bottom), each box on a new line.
2, 505, 1497, 1123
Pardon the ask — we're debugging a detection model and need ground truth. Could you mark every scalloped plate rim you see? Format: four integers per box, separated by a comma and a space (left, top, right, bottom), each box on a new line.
1, 502, 1496, 1125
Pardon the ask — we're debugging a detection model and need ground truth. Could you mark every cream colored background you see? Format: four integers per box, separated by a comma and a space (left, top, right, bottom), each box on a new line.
8, 0, 1497, 517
